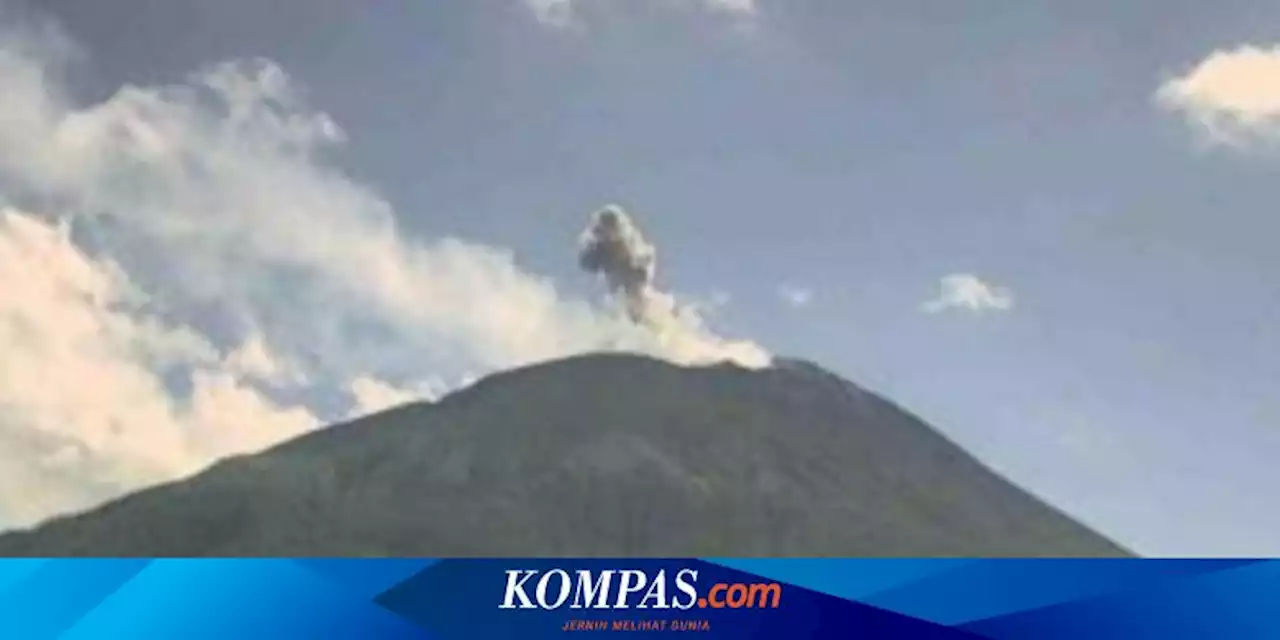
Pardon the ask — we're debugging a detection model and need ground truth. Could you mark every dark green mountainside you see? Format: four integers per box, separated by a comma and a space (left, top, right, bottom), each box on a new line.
0, 353, 1130, 557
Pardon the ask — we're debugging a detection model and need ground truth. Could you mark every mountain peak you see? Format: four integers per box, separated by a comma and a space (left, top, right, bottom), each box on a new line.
0, 352, 1130, 557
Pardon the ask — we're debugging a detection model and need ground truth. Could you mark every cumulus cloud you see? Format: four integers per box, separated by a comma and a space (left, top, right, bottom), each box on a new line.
0, 21, 768, 529
922, 274, 1014, 314
1157, 44, 1280, 145
524, 0, 756, 29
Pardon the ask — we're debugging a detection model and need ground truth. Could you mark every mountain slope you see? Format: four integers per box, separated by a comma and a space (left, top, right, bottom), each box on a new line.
0, 353, 1130, 557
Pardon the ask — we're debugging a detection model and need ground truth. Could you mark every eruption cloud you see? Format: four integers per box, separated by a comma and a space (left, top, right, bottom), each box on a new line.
578, 205, 659, 323
578, 204, 772, 369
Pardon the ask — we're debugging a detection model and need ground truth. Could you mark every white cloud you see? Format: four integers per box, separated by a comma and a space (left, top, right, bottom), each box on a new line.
922, 274, 1014, 314
0, 22, 768, 529
225, 333, 306, 386
777, 285, 814, 309
524, 0, 756, 29
1157, 44, 1280, 145
346, 375, 449, 419
0, 208, 319, 527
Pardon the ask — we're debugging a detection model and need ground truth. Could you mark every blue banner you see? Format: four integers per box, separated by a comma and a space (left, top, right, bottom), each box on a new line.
1, 558, 1278, 639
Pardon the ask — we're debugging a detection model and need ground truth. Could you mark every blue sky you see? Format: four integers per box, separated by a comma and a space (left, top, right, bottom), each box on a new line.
0, 0, 1277, 555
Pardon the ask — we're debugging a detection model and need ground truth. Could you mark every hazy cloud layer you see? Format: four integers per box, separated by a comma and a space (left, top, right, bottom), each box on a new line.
922, 274, 1014, 314
0, 22, 768, 529
1158, 44, 1280, 145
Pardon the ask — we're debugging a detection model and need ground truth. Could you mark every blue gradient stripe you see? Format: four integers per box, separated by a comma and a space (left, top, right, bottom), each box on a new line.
0, 559, 1277, 638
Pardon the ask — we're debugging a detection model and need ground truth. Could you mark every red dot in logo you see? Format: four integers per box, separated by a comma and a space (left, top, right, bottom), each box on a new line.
697, 598, 707, 608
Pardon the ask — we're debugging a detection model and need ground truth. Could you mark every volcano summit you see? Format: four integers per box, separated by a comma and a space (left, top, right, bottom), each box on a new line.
0, 353, 1128, 557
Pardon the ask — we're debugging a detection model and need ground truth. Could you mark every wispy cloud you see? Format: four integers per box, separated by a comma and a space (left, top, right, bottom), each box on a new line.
708, 290, 732, 307
704, 0, 757, 16
524, 0, 757, 29
0, 19, 767, 529
1157, 44, 1280, 146
777, 285, 814, 309
526, 0, 576, 29
922, 274, 1014, 314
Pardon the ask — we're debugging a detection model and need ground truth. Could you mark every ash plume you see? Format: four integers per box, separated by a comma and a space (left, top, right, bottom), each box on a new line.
577, 204, 772, 369
578, 204, 661, 324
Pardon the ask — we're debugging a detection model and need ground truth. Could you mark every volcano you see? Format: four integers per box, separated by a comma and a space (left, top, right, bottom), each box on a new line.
0, 353, 1128, 557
